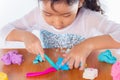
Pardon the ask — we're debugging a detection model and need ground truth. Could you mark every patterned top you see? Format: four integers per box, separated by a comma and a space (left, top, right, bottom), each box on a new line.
40, 30, 85, 48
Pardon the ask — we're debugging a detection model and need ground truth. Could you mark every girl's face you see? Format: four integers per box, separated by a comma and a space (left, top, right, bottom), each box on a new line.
40, 0, 83, 30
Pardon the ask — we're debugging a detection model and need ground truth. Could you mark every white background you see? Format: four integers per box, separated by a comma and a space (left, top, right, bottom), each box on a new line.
0, 0, 37, 29
0, 0, 120, 29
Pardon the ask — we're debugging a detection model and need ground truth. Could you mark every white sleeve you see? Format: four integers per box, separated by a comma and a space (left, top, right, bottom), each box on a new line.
0, 7, 40, 42
98, 18, 120, 42
85, 10, 120, 43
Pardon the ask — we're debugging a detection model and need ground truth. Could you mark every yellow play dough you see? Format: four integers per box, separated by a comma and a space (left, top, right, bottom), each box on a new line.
0, 72, 8, 80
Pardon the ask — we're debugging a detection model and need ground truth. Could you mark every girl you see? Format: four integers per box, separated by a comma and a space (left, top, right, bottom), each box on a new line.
0, 0, 120, 70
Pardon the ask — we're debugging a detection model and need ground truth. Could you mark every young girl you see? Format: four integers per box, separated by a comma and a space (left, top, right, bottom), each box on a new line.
0, 0, 120, 70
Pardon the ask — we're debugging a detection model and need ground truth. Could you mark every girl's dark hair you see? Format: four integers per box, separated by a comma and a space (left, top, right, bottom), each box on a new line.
84, 0, 103, 14
38, 0, 103, 14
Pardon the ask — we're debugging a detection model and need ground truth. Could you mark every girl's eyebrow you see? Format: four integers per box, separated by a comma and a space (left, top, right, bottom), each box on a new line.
42, 10, 71, 15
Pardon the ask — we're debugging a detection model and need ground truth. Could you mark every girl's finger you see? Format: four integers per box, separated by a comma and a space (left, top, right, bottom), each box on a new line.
68, 58, 75, 69
74, 57, 81, 68
37, 46, 45, 61
26, 47, 33, 54
62, 53, 68, 57
62, 54, 71, 65
79, 58, 86, 70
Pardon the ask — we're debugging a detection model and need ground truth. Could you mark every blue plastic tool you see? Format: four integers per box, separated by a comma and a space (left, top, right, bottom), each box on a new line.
56, 57, 69, 70
44, 54, 59, 70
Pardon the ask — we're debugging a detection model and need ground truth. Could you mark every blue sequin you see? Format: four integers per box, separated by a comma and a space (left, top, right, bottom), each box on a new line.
40, 30, 85, 48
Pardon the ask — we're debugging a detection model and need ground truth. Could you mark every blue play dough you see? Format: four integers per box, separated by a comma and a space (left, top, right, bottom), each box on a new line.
98, 50, 117, 64
56, 57, 69, 70
33, 55, 69, 70
33, 59, 39, 64
33, 54, 43, 64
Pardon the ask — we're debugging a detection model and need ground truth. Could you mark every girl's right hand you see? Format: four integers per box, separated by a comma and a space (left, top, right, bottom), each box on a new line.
23, 31, 45, 60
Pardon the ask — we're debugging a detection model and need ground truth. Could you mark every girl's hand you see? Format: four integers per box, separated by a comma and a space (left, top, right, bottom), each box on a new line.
62, 41, 93, 70
23, 32, 45, 60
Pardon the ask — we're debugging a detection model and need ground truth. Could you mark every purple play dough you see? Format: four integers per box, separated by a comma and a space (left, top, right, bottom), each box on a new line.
1, 53, 11, 65
1, 50, 23, 65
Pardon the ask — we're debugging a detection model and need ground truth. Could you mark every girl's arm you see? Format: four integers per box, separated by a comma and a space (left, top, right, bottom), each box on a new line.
62, 35, 120, 70
6, 29, 44, 60
62, 11, 120, 70
6, 29, 29, 41
84, 35, 120, 51
0, 7, 45, 60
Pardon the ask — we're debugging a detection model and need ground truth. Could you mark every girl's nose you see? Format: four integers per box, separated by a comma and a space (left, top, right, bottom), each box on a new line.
53, 17, 63, 29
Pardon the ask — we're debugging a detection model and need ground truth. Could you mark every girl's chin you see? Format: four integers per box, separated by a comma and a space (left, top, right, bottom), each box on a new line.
55, 28, 63, 30
54, 26, 66, 30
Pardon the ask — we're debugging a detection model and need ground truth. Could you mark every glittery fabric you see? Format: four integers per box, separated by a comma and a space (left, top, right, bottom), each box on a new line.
40, 30, 85, 48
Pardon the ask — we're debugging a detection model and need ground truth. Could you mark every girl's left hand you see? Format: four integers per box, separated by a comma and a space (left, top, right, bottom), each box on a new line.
62, 41, 93, 70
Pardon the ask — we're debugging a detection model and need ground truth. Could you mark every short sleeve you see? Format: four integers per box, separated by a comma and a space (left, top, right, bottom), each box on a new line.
98, 18, 120, 42
85, 10, 120, 43
0, 7, 40, 42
